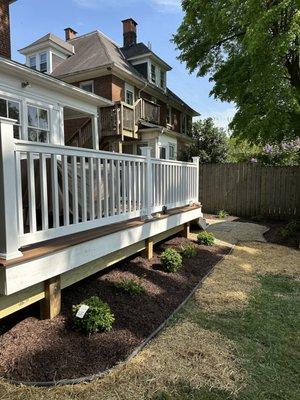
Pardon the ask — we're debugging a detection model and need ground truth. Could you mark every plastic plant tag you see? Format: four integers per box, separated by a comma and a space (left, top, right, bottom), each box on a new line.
76, 304, 89, 319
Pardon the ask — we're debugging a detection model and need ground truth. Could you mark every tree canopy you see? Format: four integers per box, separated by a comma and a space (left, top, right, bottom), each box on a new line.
179, 118, 228, 162
174, 0, 300, 144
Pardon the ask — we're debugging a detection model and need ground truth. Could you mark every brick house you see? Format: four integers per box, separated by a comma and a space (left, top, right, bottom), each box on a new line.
19, 18, 199, 159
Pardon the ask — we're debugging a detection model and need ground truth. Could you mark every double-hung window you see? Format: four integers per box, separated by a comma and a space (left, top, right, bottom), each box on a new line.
169, 144, 175, 160
151, 64, 156, 84
29, 56, 37, 70
125, 83, 135, 106
39, 53, 48, 73
0, 97, 21, 138
79, 80, 94, 93
160, 70, 166, 89
159, 146, 166, 159
27, 105, 50, 143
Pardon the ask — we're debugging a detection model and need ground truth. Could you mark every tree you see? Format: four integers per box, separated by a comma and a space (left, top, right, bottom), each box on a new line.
174, 0, 300, 144
179, 118, 229, 162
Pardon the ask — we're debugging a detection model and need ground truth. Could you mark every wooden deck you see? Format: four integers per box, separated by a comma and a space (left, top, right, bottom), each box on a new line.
0, 205, 200, 268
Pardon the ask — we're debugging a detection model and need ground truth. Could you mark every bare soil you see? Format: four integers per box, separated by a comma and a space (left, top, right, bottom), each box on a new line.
0, 236, 229, 383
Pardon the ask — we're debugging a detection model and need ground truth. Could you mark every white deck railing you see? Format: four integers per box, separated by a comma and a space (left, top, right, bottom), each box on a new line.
0, 117, 199, 260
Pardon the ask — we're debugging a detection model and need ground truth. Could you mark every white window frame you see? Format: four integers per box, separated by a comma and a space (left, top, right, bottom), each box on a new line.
159, 146, 167, 160
79, 80, 94, 93
27, 104, 51, 143
29, 55, 37, 70
168, 143, 176, 160
0, 96, 22, 139
160, 70, 166, 89
125, 83, 135, 106
150, 64, 156, 84
39, 52, 48, 73
28, 52, 49, 73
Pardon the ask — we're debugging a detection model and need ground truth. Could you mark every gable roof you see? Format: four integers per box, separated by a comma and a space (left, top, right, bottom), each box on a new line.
19, 33, 74, 55
52, 31, 145, 80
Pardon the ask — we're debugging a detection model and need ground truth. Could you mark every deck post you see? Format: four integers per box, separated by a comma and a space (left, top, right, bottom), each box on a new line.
144, 237, 154, 260
192, 157, 200, 203
140, 147, 153, 220
182, 222, 190, 239
92, 113, 99, 150
40, 275, 61, 320
0, 117, 23, 260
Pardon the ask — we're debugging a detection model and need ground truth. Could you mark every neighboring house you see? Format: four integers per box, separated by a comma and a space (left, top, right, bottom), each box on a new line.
19, 19, 199, 159
0, 1, 202, 321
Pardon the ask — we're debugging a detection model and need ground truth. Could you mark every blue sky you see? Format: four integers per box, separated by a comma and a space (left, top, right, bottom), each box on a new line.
10, 0, 235, 130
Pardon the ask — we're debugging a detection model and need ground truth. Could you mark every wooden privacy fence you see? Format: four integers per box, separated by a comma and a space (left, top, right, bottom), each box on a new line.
199, 163, 300, 219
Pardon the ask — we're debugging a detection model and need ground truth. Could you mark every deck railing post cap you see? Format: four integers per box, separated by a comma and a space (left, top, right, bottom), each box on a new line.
192, 156, 200, 164
140, 147, 152, 158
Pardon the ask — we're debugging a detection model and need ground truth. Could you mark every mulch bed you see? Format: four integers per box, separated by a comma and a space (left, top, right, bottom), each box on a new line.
0, 236, 229, 383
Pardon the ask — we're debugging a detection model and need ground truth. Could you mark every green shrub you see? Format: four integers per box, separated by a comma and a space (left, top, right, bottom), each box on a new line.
72, 296, 115, 334
161, 248, 183, 273
217, 210, 229, 219
280, 220, 299, 238
117, 278, 145, 296
197, 231, 215, 246
180, 244, 198, 258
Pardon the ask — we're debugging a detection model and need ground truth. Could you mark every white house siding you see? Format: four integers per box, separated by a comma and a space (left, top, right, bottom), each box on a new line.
0, 68, 100, 145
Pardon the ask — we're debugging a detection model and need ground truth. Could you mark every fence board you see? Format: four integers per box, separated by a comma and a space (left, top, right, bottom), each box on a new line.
199, 163, 300, 219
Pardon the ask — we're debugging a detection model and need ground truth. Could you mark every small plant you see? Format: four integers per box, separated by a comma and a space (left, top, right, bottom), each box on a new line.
197, 231, 215, 246
72, 296, 115, 334
217, 210, 229, 219
117, 278, 145, 296
180, 244, 197, 258
280, 221, 299, 238
161, 248, 183, 273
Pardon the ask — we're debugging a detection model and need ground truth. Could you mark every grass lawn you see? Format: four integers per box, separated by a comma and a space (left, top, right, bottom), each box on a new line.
155, 273, 300, 400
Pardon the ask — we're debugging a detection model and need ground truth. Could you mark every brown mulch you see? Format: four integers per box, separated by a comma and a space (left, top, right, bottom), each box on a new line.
0, 236, 229, 383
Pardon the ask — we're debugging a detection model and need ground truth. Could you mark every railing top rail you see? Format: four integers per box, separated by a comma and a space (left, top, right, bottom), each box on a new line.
151, 158, 197, 167
142, 98, 161, 108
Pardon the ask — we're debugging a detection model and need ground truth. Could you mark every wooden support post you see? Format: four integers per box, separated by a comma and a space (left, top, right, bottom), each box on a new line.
40, 275, 61, 320
182, 222, 190, 239
144, 238, 154, 260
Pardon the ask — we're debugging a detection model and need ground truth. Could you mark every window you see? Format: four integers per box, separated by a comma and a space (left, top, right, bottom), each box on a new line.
159, 147, 166, 159
151, 64, 156, 84
181, 114, 187, 134
160, 70, 166, 89
125, 83, 135, 106
39, 53, 48, 73
169, 144, 175, 160
166, 106, 172, 126
0, 97, 21, 138
79, 80, 94, 93
27, 105, 49, 143
29, 56, 37, 70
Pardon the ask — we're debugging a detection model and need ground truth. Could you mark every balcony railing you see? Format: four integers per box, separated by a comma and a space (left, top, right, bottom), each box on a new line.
0, 118, 199, 259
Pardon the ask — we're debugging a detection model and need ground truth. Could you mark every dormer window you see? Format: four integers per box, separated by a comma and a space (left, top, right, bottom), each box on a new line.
29, 56, 37, 70
40, 53, 48, 73
151, 64, 156, 84
79, 80, 94, 93
160, 70, 166, 89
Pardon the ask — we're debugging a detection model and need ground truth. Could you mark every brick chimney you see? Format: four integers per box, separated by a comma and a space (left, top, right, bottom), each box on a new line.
122, 18, 137, 48
0, 0, 15, 59
64, 27, 77, 41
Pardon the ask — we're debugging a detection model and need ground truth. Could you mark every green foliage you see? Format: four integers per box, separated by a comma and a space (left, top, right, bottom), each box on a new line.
72, 296, 115, 334
179, 118, 229, 163
216, 210, 229, 219
161, 248, 183, 273
180, 244, 198, 258
228, 137, 261, 163
280, 220, 299, 238
117, 278, 145, 296
197, 231, 215, 246
174, 0, 300, 144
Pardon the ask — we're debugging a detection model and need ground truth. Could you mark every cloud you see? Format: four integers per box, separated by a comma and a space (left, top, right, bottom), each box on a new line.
197, 107, 236, 131
73, 0, 181, 12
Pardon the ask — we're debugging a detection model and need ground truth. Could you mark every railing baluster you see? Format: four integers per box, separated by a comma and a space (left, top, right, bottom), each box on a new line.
15, 152, 24, 236
80, 157, 87, 222
40, 153, 49, 230
128, 161, 132, 212
71, 156, 79, 224
89, 158, 95, 220
116, 160, 121, 214
51, 154, 59, 228
137, 162, 141, 210
122, 160, 126, 213
104, 159, 109, 218
133, 162, 137, 211
62, 155, 69, 226
110, 159, 115, 216
97, 158, 102, 219
27, 153, 37, 233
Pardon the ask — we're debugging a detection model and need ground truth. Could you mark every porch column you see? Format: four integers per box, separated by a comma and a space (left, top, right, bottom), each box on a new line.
140, 147, 153, 220
92, 114, 99, 150
0, 118, 23, 260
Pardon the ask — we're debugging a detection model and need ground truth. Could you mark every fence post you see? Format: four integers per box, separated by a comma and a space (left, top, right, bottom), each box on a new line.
140, 147, 153, 220
192, 157, 200, 203
0, 117, 23, 260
